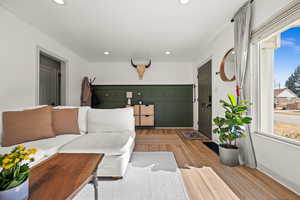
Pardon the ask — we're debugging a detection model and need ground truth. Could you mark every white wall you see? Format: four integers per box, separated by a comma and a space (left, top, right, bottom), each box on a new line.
0, 6, 88, 110
193, 25, 236, 142
193, 0, 300, 194
253, 134, 300, 194
86, 62, 193, 85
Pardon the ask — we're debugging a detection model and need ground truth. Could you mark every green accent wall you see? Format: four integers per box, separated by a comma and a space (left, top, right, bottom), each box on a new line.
92, 85, 193, 127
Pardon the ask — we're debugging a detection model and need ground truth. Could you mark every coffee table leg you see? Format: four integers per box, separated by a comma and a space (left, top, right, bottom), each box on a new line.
92, 172, 98, 200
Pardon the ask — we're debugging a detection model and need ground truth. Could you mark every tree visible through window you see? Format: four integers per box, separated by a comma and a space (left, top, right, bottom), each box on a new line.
285, 66, 300, 96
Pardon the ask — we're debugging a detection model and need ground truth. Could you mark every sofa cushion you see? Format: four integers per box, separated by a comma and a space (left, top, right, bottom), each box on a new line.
59, 131, 135, 156
88, 108, 134, 133
0, 134, 80, 156
2, 106, 55, 147
52, 108, 80, 135
0, 134, 80, 166
23, 134, 81, 156
0, 105, 48, 145
54, 106, 90, 134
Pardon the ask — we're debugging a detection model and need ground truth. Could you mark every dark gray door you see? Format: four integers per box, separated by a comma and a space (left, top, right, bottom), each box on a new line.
198, 60, 212, 138
39, 54, 61, 106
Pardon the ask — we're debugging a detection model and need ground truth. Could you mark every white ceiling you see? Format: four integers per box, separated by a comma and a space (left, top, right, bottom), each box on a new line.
0, 0, 246, 62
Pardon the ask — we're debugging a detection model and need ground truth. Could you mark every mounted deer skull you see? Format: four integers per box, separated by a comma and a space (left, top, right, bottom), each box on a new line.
131, 59, 151, 80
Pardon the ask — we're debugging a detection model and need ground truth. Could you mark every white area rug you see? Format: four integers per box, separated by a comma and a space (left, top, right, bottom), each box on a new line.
74, 152, 189, 200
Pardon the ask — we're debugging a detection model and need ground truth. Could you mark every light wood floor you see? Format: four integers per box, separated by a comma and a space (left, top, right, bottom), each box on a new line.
134, 129, 300, 200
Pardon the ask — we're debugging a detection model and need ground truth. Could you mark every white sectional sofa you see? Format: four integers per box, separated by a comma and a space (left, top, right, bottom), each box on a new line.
0, 106, 136, 178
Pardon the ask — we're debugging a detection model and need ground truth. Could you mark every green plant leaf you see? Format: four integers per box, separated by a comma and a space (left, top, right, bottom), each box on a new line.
213, 128, 219, 133
213, 117, 226, 127
228, 94, 237, 106
242, 117, 252, 124
20, 164, 29, 173
13, 166, 20, 178
213, 94, 252, 145
5, 179, 22, 190
220, 100, 231, 107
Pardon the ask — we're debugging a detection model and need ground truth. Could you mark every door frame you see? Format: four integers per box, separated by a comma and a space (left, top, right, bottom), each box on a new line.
35, 46, 69, 106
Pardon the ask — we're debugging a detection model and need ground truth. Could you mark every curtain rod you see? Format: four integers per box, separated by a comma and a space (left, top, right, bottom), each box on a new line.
231, 0, 254, 23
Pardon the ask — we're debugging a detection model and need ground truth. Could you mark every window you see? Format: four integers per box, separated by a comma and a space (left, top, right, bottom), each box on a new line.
258, 22, 300, 142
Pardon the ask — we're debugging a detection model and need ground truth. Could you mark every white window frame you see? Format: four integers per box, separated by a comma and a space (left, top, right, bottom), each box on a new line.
251, 0, 300, 147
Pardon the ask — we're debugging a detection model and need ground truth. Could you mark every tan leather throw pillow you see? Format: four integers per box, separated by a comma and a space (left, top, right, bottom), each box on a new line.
52, 108, 80, 135
2, 106, 55, 147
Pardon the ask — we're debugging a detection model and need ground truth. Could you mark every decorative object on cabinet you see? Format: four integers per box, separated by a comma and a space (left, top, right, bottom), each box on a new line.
126, 92, 133, 105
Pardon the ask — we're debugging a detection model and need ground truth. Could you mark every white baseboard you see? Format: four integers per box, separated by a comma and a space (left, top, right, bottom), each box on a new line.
257, 163, 300, 196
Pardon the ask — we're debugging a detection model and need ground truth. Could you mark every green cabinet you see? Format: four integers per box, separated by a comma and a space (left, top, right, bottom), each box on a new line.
92, 85, 193, 127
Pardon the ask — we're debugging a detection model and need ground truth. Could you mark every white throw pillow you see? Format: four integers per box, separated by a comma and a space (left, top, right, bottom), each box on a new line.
54, 106, 90, 134
88, 107, 135, 133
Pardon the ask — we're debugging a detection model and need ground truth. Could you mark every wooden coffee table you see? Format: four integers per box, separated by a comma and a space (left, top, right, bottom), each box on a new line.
29, 153, 104, 200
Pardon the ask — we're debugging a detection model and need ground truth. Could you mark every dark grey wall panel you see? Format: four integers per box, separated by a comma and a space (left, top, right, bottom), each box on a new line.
92, 85, 193, 127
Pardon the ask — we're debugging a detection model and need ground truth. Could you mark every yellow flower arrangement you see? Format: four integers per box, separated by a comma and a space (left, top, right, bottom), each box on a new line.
0, 145, 38, 191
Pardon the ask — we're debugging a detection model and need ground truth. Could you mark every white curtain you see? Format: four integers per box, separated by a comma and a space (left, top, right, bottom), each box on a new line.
233, 1, 257, 167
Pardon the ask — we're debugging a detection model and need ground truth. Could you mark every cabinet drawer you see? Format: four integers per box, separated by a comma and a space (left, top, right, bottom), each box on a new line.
140, 105, 154, 115
140, 115, 154, 126
134, 116, 140, 126
133, 105, 140, 116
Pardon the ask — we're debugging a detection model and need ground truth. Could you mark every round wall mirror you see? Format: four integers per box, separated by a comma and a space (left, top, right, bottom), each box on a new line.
219, 48, 236, 82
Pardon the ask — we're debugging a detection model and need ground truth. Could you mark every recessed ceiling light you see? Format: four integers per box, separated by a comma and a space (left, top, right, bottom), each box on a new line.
53, 0, 65, 5
165, 51, 171, 55
180, 0, 189, 5
104, 51, 110, 55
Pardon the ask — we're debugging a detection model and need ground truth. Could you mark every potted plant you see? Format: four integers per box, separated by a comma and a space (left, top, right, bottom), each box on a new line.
213, 94, 252, 166
0, 145, 37, 200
